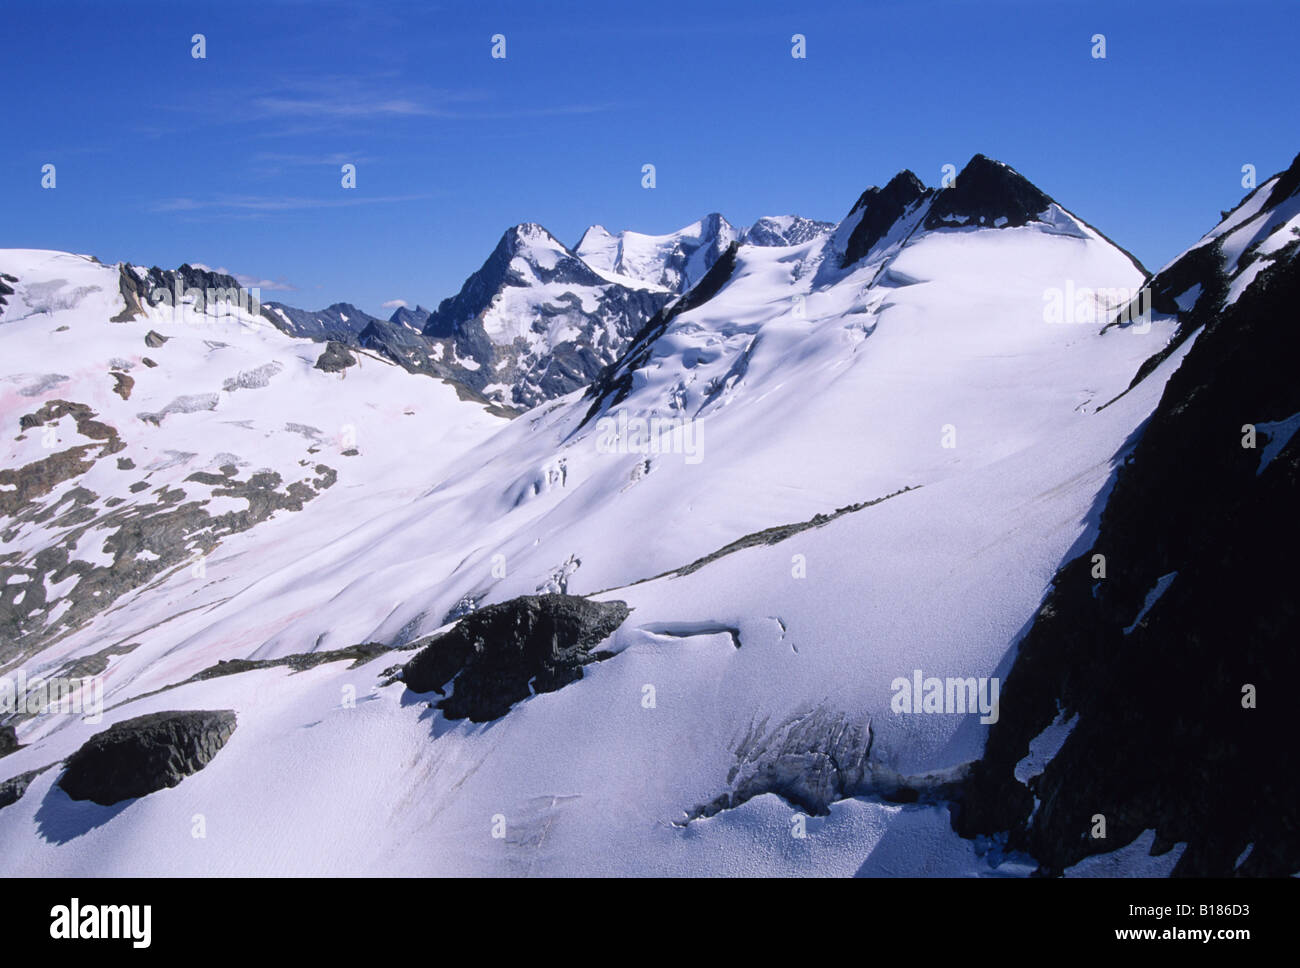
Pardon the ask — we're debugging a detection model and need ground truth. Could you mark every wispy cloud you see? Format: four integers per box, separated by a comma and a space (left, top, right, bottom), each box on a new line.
151, 193, 434, 215
248, 151, 374, 178
252, 95, 455, 120
189, 263, 297, 292
381, 298, 408, 310
132, 74, 615, 141
253, 151, 372, 165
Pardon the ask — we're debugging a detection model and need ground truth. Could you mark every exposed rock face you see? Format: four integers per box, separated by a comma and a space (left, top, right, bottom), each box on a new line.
924, 154, 1053, 230
313, 341, 357, 373
955, 190, 1300, 876
58, 710, 237, 806
840, 170, 931, 267
401, 594, 630, 722
260, 301, 515, 412
110, 264, 147, 322
0, 768, 45, 810
261, 301, 377, 341
388, 304, 431, 330
114, 264, 246, 323
0, 725, 20, 758
421, 223, 672, 410
1, 272, 18, 312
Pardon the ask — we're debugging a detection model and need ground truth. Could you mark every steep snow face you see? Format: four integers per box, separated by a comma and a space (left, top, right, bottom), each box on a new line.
1176, 161, 1300, 307
1093, 152, 1300, 399
576, 213, 835, 293
0, 158, 1195, 876
577, 213, 739, 292
0, 249, 508, 668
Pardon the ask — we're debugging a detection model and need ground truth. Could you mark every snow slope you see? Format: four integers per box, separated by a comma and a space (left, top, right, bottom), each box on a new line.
0, 250, 508, 668
0, 156, 1215, 876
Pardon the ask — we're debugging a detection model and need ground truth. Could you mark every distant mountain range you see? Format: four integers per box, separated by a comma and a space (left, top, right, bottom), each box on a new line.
260, 213, 834, 411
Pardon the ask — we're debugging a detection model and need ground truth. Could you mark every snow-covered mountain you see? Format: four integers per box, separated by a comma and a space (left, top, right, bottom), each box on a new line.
414, 222, 672, 410
575, 212, 834, 292
1, 152, 1295, 877
417, 214, 834, 410
258, 213, 834, 412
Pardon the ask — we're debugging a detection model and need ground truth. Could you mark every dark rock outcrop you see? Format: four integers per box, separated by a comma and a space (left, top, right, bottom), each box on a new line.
841, 170, 931, 267
924, 154, 1053, 230
401, 594, 630, 722
0, 725, 20, 758
1, 272, 18, 312
58, 709, 237, 806
261, 301, 378, 341
388, 304, 432, 330
0, 767, 47, 810
955, 204, 1300, 875
110, 372, 134, 400
314, 341, 357, 373
110, 265, 148, 322
114, 264, 245, 323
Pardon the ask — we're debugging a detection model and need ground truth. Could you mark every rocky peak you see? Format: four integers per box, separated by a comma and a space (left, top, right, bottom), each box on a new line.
923, 153, 1053, 230
840, 169, 932, 267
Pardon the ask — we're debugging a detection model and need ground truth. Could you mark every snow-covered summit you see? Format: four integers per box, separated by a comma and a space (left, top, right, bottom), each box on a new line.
576, 212, 835, 293
576, 212, 738, 292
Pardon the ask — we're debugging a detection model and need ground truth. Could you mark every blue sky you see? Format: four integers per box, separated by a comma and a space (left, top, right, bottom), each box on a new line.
3, 0, 1297, 317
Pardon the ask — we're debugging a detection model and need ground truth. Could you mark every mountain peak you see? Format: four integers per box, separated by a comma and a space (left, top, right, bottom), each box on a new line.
840, 169, 933, 267
923, 154, 1053, 230
698, 212, 731, 233
848, 170, 928, 217
389, 303, 432, 329
500, 222, 567, 255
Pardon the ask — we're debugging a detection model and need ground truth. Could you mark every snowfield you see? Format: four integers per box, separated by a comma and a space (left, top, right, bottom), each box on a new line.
0, 156, 1263, 876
